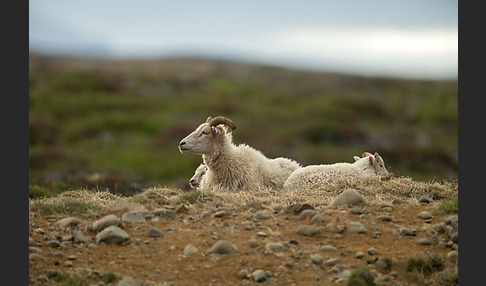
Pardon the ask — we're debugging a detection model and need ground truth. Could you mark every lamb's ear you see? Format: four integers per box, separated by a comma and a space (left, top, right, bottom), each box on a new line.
206, 116, 213, 123
353, 156, 361, 161
368, 156, 374, 165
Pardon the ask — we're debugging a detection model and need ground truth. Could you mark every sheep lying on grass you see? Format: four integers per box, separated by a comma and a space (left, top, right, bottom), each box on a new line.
283, 152, 389, 191
179, 116, 301, 192
189, 162, 207, 189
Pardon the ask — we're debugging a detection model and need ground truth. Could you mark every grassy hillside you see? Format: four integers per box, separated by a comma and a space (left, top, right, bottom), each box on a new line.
28, 54, 458, 196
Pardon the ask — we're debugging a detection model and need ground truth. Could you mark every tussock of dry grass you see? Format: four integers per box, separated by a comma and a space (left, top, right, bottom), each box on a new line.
29, 175, 458, 217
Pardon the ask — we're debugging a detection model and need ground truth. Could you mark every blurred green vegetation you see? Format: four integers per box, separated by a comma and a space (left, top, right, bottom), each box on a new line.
29, 55, 458, 196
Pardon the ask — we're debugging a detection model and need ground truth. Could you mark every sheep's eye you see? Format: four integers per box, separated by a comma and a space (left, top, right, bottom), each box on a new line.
201, 130, 210, 135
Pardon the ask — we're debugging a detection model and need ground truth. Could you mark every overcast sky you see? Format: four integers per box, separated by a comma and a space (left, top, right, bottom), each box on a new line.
29, 0, 458, 80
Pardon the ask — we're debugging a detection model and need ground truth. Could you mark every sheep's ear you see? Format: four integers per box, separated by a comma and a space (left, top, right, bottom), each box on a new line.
368, 156, 374, 165
353, 156, 361, 161
374, 152, 380, 159
212, 126, 220, 135
206, 116, 213, 123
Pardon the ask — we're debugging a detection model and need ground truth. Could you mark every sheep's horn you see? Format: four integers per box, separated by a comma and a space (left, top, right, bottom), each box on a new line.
206, 116, 213, 123
208, 116, 236, 130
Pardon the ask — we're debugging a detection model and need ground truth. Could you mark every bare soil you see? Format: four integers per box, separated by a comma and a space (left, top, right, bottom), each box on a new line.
29, 182, 458, 286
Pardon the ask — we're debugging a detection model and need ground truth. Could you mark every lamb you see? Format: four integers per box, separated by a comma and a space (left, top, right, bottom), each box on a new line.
179, 116, 301, 191
283, 152, 389, 191
189, 162, 207, 189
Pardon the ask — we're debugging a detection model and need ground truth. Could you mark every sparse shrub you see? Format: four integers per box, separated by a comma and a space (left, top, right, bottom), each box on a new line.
434, 195, 458, 214
176, 190, 202, 204
56, 272, 91, 286
102, 272, 118, 283
347, 267, 376, 286
406, 254, 444, 275
38, 200, 101, 216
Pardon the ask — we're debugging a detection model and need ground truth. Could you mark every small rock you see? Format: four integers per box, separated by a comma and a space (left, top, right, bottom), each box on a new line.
46, 240, 60, 248
298, 209, 318, 220
269, 203, 284, 212
418, 211, 432, 220
29, 237, 36, 246
154, 208, 176, 219
285, 203, 315, 215
367, 247, 377, 255
419, 194, 434, 204
56, 217, 83, 229
310, 214, 325, 223
184, 244, 198, 255
122, 211, 146, 223
92, 214, 120, 232
246, 201, 262, 210
254, 211, 269, 220
252, 269, 267, 282
149, 228, 163, 238
355, 251, 365, 259
209, 240, 236, 254
117, 277, 140, 286
320, 245, 337, 252
399, 227, 412, 236
213, 209, 231, 218
332, 188, 364, 206
447, 250, 458, 260
417, 238, 432, 245
377, 215, 392, 222
248, 238, 259, 248
381, 202, 394, 210
265, 242, 285, 252
297, 225, 321, 236
324, 258, 340, 266
73, 231, 88, 243
95, 226, 130, 244
311, 254, 324, 265
347, 222, 367, 233
349, 207, 364, 215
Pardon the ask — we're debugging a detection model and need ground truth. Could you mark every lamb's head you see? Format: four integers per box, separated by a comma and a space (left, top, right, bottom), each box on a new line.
189, 162, 207, 188
354, 152, 389, 176
179, 116, 236, 155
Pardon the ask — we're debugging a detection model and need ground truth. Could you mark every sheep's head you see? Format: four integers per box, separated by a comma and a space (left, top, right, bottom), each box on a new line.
179, 116, 236, 155
189, 162, 207, 188
355, 152, 389, 176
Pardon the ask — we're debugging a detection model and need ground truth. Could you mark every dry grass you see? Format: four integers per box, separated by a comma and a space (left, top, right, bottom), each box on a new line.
29, 175, 458, 217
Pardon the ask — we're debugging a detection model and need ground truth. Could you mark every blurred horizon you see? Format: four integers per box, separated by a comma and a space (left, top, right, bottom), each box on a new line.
29, 0, 458, 80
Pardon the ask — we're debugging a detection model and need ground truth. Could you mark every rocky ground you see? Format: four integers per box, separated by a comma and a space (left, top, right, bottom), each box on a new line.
28, 182, 458, 286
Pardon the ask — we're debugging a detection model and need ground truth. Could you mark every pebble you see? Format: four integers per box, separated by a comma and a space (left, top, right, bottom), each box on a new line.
122, 211, 146, 223
324, 258, 340, 266
29, 237, 36, 246
367, 247, 377, 255
419, 194, 434, 203
377, 215, 392, 222
252, 269, 267, 282
46, 240, 60, 248
311, 254, 324, 265
418, 211, 432, 220
209, 240, 236, 254
355, 251, 365, 259
73, 231, 88, 243
310, 214, 325, 223
265, 242, 285, 252
55, 217, 83, 229
248, 238, 259, 248
92, 214, 120, 232
320, 245, 337, 252
347, 222, 367, 233
154, 208, 176, 219
117, 277, 140, 286
349, 207, 364, 215
417, 238, 432, 245
298, 209, 318, 220
297, 225, 321, 236
447, 250, 458, 260
184, 244, 198, 255
254, 211, 269, 220
95, 226, 130, 244
149, 228, 163, 238
269, 203, 284, 212
331, 188, 364, 206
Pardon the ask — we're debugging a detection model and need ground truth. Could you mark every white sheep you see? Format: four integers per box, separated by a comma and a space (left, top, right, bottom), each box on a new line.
179, 116, 301, 191
283, 152, 389, 191
189, 162, 207, 189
